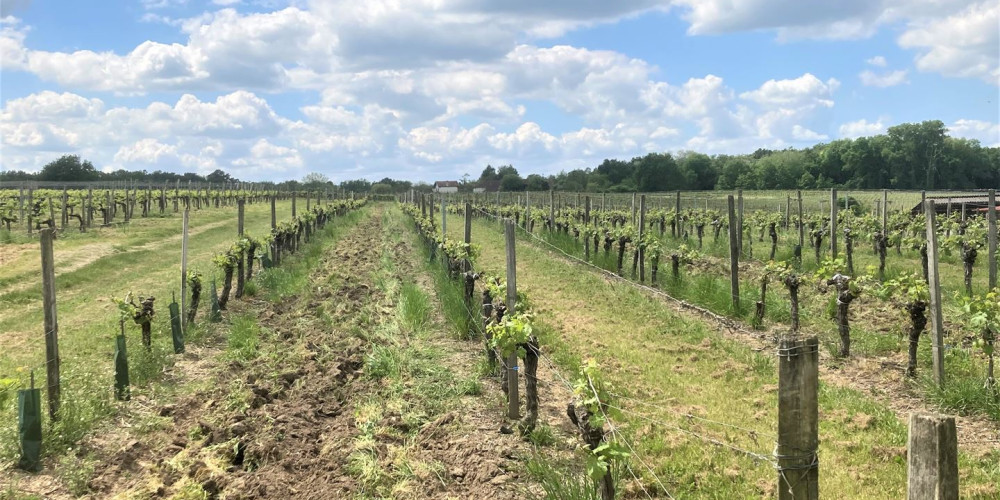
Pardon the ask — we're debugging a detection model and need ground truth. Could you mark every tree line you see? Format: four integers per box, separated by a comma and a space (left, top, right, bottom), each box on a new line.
3, 120, 996, 192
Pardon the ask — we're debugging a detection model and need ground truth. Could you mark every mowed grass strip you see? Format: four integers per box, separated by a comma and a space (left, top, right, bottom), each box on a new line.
442, 210, 1000, 499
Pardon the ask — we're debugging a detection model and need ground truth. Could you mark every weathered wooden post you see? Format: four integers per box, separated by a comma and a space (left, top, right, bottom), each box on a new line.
235, 199, 245, 298
737, 189, 744, 255
776, 335, 819, 500
638, 195, 647, 282
907, 413, 958, 500
180, 208, 189, 333
40, 228, 61, 420
727, 195, 740, 312
830, 188, 838, 259
989, 190, 997, 289
441, 196, 447, 234
882, 189, 888, 236
631, 192, 636, 226
674, 191, 681, 238
505, 221, 519, 420
924, 200, 946, 386
292, 191, 297, 217
797, 190, 804, 261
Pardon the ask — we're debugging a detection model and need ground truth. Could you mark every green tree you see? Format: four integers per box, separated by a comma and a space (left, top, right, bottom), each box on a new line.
206, 169, 235, 184
525, 174, 550, 191
478, 165, 499, 183
500, 173, 526, 191
596, 159, 634, 185
37, 155, 100, 182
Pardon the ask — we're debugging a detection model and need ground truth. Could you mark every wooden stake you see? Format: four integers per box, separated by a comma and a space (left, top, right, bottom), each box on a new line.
776, 335, 819, 500
727, 195, 740, 312
924, 201, 946, 387
40, 228, 61, 420
907, 413, 958, 500
989, 190, 997, 290
504, 221, 519, 420
638, 195, 646, 282
830, 188, 838, 259
181, 208, 189, 333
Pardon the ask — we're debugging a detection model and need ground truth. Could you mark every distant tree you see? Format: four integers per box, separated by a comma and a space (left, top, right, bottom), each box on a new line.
496, 164, 519, 179
500, 173, 526, 191
340, 179, 372, 192
678, 152, 717, 190
596, 159, 633, 185
478, 165, 498, 183
206, 169, 236, 184
302, 172, 330, 186
37, 155, 100, 182
632, 153, 679, 192
371, 183, 391, 194
525, 174, 549, 191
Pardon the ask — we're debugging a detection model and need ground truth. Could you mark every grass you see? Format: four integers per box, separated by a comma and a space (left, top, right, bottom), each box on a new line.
534, 214, 1000, 420
441, 208, 1000, 498
0, 200, 365, 468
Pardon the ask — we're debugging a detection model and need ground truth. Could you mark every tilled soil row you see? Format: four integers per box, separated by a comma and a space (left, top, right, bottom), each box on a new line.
61, 205, 575, 499
81, 207, 386, 499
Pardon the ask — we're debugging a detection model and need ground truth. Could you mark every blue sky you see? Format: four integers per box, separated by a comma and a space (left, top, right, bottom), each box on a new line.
1, 0, 997, 182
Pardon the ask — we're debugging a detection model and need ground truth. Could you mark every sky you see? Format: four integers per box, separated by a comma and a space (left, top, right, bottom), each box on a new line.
0, 0, 998, 183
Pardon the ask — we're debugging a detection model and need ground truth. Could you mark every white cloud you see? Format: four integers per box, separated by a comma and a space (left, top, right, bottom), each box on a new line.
949, 119, 1000, 146
859, 69, 909, 87
898, 1, 999, 84
838, 118, 887, 138
114, 139, 178, 164
866, 55, 887, 67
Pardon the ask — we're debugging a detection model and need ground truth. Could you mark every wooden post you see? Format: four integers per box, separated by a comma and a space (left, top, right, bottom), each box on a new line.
40, 228, 61, 420
727, 196, 740, 312
674, 191, 681, 238
292, 191, 297, 217
924, 201, 946, 387
631, 192, 636, 226
26, 189, 33, 234
181, 209, 189, 334
270, 196, 276, 230
236, 199, 245, 298
464, 202, 472, 263
18, 187, 25, 231
549, 189, 555, 230
638, 195, 646, 282
60, 188, 67, 231
830, 188, 838, 259
504, 221, 519, 420
776, 335, 819, 500
441, 197, 447, 234
737, 190, 744, 255
797, 190, 804, 249
989, 190, 997, 290
882, 189, 888, 236
907, 413, 958, 500
784, 196, 790, 229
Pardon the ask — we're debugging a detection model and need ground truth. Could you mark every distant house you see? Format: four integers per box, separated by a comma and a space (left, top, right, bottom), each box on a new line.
475, 180, 501, 193
433, 181, 459, 193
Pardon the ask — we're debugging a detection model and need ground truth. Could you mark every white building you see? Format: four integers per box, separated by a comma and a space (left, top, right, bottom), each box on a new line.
433, 181, 459, 193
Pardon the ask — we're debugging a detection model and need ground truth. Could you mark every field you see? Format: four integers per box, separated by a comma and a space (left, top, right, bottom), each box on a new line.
1, 193, 998, 499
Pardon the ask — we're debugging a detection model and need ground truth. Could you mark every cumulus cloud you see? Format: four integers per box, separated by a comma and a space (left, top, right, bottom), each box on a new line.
949, 119, 1000, 146
838, 118, 887, 138
898, 1, 999, 84
859, 69, 909, 87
